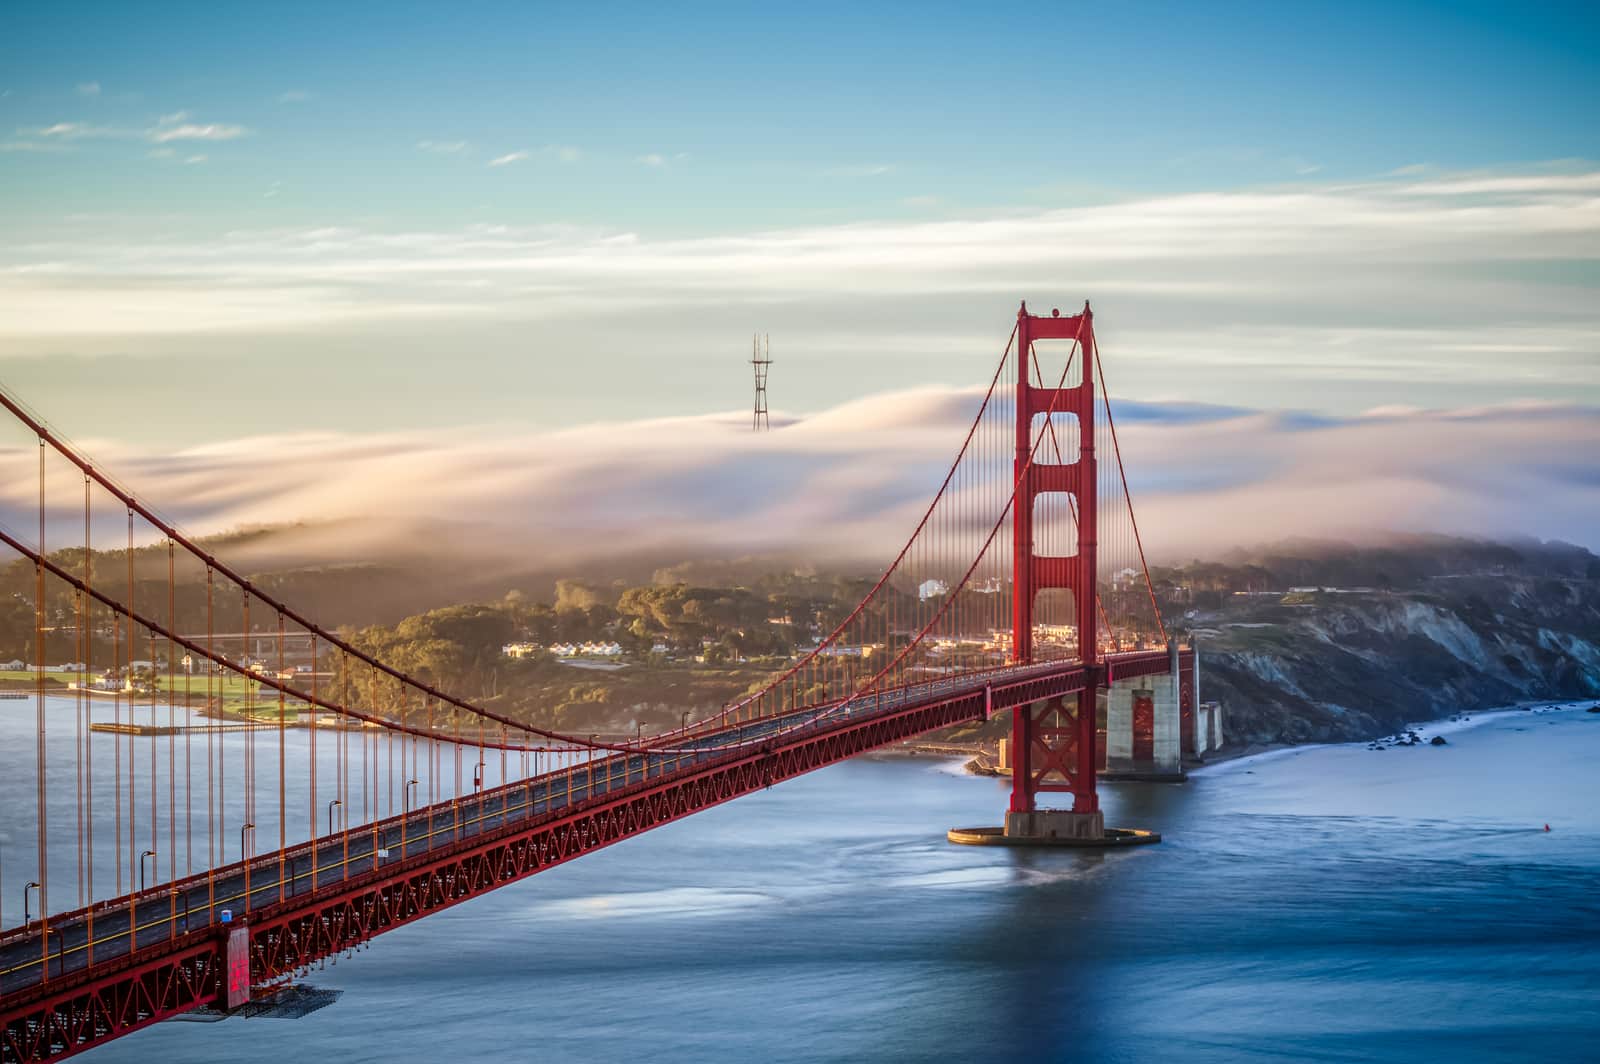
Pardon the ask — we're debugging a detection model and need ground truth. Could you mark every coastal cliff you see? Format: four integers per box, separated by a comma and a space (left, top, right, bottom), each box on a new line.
1193, 575, 1600, 743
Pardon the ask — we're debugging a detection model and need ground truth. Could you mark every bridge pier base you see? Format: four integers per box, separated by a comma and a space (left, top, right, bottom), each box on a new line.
946, 812, 1159, 847
1006, 808, 1103, 839
947, 808, 1159, 848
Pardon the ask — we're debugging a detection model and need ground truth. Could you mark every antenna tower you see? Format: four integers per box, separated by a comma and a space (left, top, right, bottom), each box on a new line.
751, 333, 772, 430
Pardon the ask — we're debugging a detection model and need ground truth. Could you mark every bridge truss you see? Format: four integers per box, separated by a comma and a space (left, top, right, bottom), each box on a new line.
0, 301, 1176, 1060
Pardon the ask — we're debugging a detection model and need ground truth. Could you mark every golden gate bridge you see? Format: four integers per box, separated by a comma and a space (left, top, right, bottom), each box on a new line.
0, 302, 1196, 1060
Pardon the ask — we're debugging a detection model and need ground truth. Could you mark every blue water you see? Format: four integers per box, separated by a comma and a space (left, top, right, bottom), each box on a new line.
74, 705, 1600, 1062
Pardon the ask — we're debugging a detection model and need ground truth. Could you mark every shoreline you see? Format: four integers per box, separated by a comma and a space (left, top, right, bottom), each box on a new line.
871, 697, 1599, 778
1189, 698, 1596, 777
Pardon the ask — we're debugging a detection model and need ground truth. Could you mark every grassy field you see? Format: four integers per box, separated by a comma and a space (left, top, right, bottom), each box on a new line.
0, 669, 293, 718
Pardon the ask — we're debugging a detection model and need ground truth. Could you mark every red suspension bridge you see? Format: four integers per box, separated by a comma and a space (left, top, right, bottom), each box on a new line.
0, 302, 1195, 1061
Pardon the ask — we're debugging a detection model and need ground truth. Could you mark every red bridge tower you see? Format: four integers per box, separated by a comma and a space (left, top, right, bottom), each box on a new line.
947, 301, 1160, 848
1007, 301, 1104, 837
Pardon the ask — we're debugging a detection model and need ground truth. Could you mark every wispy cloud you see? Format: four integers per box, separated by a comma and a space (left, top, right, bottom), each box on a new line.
22, 113, 249, 145
147, 122, 246, 144
1394, 172, 1600, 196
184, 154, 207, 165
824, 163, 893, 178
75, 82, 101, 97
29, 122, 116, 139
547, 144, 581, 163
417, 139, 468, 154
487, 150, 530, 167
2, 163, 1595, 422
277, 90, 311, 104
636, 152, 689, 168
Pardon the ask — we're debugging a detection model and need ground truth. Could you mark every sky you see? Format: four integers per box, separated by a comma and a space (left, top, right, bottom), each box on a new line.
0, 1, 1597, 558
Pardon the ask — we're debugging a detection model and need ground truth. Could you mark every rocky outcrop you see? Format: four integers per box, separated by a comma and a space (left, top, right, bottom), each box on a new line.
1191, 575, 1600, 743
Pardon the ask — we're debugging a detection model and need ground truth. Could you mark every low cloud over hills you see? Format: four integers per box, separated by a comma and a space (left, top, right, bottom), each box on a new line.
0, 387, 1593, 572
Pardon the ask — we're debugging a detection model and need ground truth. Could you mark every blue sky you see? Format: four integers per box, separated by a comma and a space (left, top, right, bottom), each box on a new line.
4, 1, 1596, 236
0, 2, 1597, 552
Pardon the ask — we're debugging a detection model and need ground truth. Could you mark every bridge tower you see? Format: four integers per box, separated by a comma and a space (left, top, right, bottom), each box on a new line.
1004, 301, 1107, 839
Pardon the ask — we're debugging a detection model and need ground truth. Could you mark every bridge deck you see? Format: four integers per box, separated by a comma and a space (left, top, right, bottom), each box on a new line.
0, 651, 1176, 1062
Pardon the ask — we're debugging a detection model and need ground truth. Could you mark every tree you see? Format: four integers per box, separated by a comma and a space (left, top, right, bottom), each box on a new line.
554, 579, 603, 612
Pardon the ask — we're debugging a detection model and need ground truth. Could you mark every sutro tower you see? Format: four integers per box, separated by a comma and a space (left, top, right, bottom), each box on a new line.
751, 333, 772, 431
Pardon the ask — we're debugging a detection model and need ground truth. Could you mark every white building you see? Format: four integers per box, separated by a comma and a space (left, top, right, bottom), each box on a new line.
818, 644, 877, 659
918, 578, 950, 601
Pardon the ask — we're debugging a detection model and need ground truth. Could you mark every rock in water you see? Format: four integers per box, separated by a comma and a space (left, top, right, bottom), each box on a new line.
1431, 736, 1448, 746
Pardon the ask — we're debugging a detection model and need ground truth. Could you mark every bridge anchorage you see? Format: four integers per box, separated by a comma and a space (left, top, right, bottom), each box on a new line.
948, 302, 1183, 848
0, 297, 1191, 1060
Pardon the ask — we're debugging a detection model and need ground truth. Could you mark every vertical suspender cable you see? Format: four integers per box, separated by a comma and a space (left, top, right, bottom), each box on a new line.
35, 438, 49, 941
1093, 348, 1168, 646
277, 610, 286, 902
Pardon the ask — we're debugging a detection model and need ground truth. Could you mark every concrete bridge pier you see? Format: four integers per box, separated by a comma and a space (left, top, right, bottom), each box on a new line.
1102, 647, 1188, 782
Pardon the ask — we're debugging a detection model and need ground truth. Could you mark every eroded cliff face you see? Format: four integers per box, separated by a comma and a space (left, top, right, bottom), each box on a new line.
1191, 577, 1600, 743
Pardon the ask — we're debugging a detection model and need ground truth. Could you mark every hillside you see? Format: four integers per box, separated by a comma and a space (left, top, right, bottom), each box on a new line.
1184, 570, 1600, 743
5, 529, 1594, 745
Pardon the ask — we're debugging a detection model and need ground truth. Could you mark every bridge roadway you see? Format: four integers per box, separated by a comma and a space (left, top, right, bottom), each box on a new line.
0, 646, 1177, 1030
0, 660, 1089, 1002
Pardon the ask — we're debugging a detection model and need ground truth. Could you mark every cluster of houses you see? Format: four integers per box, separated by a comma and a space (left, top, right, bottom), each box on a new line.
241, 660, 315, 682
2, 653, 320, 692
502, 641, 624, 660
550, 641, 623, 658
817, 643, 879, 659
1, 660, 88, 673
915, 576, 1009, 600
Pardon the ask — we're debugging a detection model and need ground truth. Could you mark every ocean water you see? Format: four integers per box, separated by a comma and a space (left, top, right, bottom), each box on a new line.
47, 704, 1600, 1062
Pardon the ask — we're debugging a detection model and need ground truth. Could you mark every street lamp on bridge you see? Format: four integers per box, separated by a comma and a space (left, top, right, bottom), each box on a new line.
327, 798, 343, 838
42, 926, 65, 978
23, 881, 40, 927
139, 850, 156, 893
